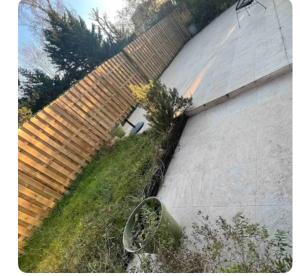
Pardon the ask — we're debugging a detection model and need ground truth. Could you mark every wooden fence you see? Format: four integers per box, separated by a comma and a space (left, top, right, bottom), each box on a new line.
18, 6, 192, 251
123, 6, 191, 80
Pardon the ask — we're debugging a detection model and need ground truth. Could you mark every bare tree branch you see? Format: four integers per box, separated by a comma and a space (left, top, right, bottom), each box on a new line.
19, 0, 65, 39
90, 8, 128, 44
19, 0, 65, 73
19, 41, 57, 77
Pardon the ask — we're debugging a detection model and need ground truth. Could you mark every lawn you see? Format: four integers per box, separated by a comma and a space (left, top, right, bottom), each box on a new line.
19, 133, 161, 272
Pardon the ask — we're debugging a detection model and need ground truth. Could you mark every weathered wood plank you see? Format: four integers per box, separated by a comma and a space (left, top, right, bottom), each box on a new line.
21, 122, 86, 166
19, 171, 62, 199
44, 105, 100, 146
18, 140, 76, 181
19, 161, 67, 193
37, 110, 97, 152
18, 130, 80, 172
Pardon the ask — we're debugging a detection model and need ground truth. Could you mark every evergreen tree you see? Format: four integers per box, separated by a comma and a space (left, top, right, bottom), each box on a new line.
43, 10, 108, 85
18, 8, 134, 118
90, 9, 135, 56
18, 68, 69, 113
175, 0, 236, 30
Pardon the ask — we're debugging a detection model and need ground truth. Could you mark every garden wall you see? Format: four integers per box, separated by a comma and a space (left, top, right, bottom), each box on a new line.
18, 6, 192, 251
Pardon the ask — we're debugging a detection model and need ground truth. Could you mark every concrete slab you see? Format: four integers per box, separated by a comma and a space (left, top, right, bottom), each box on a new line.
160, 0, 292, 109
157, 72, 292, 241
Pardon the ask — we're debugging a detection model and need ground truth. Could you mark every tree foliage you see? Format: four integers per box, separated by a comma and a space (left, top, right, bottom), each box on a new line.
18, 0, 179, 125
18, 0, 64, 76
18, 68, 69, 113
18, 6, 134, 121
90, 9, 135, 57
19, 0, 65, 40
175, 0, 236, 30
44, 10, 108, 84
117, 0, 176, 35
130, 80, 192, 134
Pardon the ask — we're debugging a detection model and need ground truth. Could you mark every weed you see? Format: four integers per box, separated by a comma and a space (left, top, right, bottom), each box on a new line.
135, 211, 292, 273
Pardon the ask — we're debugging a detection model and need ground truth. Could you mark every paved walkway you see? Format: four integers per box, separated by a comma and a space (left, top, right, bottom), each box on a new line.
157, 0, 292, 243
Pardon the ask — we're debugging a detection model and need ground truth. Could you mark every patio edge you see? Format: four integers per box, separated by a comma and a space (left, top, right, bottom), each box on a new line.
185, 63, 293, 117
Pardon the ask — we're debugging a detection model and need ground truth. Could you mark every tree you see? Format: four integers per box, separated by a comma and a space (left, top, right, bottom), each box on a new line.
43, 10, 108, 85
174, 0, 236, 30
18, 68, 69, 113
18, 0, 65, 79
19, 41, 57, 77
117, 0, 175, 35
19, 7, 133, 115
90, 9, 135, 57
19, 2, 137, 116
19, 0, 65, 40
130, 80, 192, 134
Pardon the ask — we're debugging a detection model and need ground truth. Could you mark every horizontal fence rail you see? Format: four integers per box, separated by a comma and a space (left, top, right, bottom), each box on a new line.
18, 6, 192, 251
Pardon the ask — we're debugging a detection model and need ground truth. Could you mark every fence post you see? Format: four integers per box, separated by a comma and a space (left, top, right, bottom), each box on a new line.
121, 49, 150, 82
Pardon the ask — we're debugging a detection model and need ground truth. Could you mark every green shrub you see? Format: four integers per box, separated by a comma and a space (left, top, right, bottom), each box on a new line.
130, 80, 192, 135
111, 124, 126, 138
177, 0, 236, 31
135, 212, 292, 273
130, 200, 162, 251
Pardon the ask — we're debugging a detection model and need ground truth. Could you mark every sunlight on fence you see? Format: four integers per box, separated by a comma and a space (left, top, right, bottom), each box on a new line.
18, 6, 192, 251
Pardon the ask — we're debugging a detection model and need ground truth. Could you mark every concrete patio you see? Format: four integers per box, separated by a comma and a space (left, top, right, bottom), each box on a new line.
124, 0, 292, 244
158, 72, 292, 237
161, 0, 292, 109
156, 0, 292, 243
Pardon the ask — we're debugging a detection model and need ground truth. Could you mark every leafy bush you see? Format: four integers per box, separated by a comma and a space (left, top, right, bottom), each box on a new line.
135, 212, 292, 273
18, 106, 32, 127
111, 124, 126, 138
130, 0, 176, 35
130, 80, 192, 135
129, 81, 152, 104
130, 201, 161, 251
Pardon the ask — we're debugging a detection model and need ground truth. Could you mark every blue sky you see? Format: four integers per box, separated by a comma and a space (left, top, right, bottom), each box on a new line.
63, 0, 126, 26
18, 0, 126, 62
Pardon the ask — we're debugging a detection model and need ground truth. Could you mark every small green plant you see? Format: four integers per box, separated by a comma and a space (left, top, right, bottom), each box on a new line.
130, 80, 192, 135
111, 124, 126, 138
130, 201, 161, 251
18, 106, 32, 127
136, 212, 292, 273
124, 197, 182, 256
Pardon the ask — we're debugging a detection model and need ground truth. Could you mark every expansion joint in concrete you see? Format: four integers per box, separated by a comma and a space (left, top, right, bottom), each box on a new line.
272, 0, 290, 66
185, 64, 292, 117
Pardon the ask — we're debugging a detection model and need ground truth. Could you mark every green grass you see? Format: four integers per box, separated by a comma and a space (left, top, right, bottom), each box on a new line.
19, 133, 160, 272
